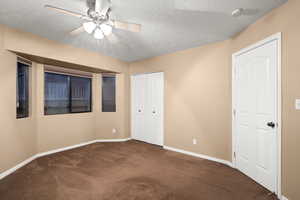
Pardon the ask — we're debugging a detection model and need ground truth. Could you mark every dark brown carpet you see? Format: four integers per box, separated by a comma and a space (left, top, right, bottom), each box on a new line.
0, 140, 277, 200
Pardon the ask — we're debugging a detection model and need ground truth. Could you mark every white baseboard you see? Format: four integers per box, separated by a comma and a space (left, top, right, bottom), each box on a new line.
96, 138, 132, 142
0, 155, 37, 180
38, 138, 132, 157
281, 195, 289, 200
164, 146, 286, 199
0, 138, 131, 180
37, 140, 98, 158
163, 145, 233, 167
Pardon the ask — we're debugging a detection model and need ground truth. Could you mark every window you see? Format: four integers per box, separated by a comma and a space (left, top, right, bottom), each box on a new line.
44, 73, 70, 115
17, 62, 29, 118
44, 72, 92, 115
70, 76, 92, 113
102, 75, 116, 112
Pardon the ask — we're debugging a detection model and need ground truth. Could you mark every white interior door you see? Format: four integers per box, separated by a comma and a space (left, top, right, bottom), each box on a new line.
131, 72, 164, 146
233, 39, 278, 192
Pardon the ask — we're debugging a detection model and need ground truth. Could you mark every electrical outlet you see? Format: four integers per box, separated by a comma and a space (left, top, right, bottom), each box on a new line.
112, 128, 117, 134
193, 138, 197, 145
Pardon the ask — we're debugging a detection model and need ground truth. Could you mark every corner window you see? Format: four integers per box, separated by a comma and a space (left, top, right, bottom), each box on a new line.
17, 62, 29, 118
102, 75, 116, 112
44, 72, 92, 115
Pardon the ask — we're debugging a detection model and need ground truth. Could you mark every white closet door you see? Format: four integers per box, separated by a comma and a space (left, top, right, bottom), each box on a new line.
147, 72, 164, 146
131, 72, 164, 146
131, 74, 147, 142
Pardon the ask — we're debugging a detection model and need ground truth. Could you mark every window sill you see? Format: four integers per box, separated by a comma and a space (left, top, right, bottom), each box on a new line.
16, 116, 31, 120
43, 111, 93, 117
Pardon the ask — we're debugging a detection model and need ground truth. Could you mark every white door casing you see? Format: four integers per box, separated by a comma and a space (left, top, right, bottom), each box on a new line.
232, 33, 281, 198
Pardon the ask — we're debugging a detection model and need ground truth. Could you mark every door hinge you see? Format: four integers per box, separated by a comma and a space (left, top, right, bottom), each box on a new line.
233, 109, 236, 117
234, 152, 236, 158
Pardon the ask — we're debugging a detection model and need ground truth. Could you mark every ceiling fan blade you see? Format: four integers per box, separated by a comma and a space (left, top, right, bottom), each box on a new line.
113, 21, 141, 33
86, 0, 95, 10
45, 5, 90, 20
100, 3, 111, 16
70, 26, 85, 35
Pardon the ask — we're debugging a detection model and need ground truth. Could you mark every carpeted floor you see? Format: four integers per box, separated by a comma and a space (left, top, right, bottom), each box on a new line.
0, 140, 278, 200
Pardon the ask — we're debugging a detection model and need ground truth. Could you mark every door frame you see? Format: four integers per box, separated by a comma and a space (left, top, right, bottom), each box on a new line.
130, 72, 165, 146
232, 33, 282, 198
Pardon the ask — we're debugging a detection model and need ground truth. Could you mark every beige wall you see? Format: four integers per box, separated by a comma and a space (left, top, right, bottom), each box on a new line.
130, 1, 300, 199
130, 40, 232, 161
96, 72, 130, 139
0, 25, 130, 172
35, 64, 96, 153
35, 65, 129, 153
0, 39, 37, 173
2, 26, 126, 73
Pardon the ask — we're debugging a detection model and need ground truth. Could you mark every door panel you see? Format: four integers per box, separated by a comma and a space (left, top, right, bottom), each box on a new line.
234, 40, 277, 192
147, 72, 164, 145
131, 74, 147, 142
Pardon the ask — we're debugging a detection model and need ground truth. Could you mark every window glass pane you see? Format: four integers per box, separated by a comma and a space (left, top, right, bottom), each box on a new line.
70, 76, 92, 113
102, 76, 116, 112
17, 62, 29, 118
44, 72, 70, 115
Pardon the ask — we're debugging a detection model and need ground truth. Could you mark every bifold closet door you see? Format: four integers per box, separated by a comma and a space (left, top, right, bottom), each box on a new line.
131, 72, 164, 146
131, 74, 147, 142
147, 72, 164, 145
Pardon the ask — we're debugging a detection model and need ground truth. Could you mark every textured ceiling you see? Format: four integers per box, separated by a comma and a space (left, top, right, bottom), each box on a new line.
0, 0, 287, 62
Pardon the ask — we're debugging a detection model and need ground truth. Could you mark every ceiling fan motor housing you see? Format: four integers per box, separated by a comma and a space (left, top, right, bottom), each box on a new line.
87, 8, 109, 24
86, 0, 96, 10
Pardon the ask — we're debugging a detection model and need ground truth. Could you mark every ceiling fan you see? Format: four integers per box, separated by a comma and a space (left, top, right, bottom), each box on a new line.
45, 0, 142, 40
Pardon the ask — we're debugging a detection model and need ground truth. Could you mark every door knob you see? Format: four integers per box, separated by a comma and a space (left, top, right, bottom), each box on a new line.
138, 109, 141, 113
152, 111, 156, 114
267, 122, 276, 128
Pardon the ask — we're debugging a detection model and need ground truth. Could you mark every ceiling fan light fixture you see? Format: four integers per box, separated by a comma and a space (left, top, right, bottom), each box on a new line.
83, 21, 96, 34
94, 28, 104, 39
100, 24, 112, 36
